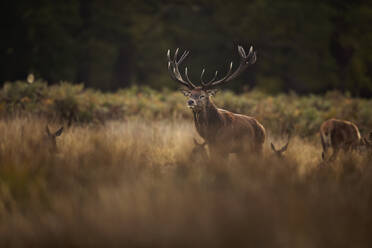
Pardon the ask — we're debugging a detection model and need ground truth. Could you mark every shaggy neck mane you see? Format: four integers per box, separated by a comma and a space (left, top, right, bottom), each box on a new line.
193, 98, 223, 142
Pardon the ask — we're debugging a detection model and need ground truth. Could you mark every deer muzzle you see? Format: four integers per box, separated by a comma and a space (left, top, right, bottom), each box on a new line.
187, 99, 196, 108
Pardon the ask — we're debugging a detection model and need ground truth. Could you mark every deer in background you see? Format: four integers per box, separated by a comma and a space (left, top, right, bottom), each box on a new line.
362, 132, 372, 149
271, 133, 291, 158
320, 119, 364, 161
45, 126, 64, 153
167, 46, 265, 161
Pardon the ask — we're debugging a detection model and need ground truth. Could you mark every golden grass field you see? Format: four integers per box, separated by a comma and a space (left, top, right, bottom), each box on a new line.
0, 114, 372, 247
1, 82, 372, 247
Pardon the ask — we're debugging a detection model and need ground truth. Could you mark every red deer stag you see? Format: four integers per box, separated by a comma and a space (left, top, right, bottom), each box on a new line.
320, 119, 362, 161
167, 46, 265, 161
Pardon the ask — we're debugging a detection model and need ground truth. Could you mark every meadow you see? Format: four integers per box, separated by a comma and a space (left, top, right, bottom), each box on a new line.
0, 81, 372, 247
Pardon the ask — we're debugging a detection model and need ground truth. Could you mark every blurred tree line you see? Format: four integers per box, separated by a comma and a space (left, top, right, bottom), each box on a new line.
1, 0, 372, 96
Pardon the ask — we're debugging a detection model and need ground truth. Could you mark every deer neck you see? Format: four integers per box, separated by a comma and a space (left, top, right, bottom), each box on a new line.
192, 98, 222, 142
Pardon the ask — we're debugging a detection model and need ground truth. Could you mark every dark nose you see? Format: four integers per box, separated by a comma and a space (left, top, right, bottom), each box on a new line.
188, 100, 194, 106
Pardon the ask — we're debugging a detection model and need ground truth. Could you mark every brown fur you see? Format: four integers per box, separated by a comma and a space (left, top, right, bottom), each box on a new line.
189, 89, 266, 160
320, 119, 361, 161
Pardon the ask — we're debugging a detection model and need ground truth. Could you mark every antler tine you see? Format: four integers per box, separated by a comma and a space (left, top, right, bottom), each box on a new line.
209, 62, 234, 87
208, 71, 219, 84
202, 45, 256, 90
167, 62, 184, 84
177, 50, 189, 65
167, 48, 196, 89
201, 61, 233, 89
167, 61, 190, 89
200, 69, 206, 85
174, 48, 179, 62
184, 67, 195, 86
201, 70, 219, 86
167, 49, 171, 60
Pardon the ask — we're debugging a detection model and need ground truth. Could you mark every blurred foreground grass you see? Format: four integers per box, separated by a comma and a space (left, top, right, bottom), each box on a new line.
0, 117, 371, 247
0, 82, 372, 247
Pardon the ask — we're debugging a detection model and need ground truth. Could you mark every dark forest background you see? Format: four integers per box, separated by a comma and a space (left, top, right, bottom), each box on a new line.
1, 0, 371, 96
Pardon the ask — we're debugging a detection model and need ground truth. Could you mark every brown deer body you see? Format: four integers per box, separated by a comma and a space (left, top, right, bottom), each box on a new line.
192, 98, 265, 157
320, 119, 361, 161
167, 46, 265, 160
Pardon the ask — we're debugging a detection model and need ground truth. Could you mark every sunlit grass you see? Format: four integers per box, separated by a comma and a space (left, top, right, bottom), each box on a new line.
0, 116, 371, 247
1, 82, 372, 246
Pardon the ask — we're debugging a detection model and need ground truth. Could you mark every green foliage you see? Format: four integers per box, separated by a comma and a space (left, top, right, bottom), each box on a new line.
2, 81, 372, 137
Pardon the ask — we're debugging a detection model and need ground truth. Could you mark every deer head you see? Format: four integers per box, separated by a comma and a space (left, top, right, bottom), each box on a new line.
360, 132, 372, 151
365, 132, 372, 146
45, 125, 64, 152
167, 46, 256, 112
271, 133, 291, 158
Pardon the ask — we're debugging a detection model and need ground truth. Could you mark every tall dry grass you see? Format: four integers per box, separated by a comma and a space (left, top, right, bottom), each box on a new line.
0, 116, 371, 247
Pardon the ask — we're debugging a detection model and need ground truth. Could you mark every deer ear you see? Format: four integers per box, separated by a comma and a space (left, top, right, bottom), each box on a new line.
279, 143, 289, 153
46, 125, 51, 136
207, 89, 218, 96
181, 89, 191, 97
54, 127, 64, 137
363, 137, 371, 146
270, 142, 276, 152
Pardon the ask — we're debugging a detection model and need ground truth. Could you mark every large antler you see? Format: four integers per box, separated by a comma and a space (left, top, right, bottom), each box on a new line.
201, 45, 256, 90
167, 48, 196, 89
167, 45, 256, 90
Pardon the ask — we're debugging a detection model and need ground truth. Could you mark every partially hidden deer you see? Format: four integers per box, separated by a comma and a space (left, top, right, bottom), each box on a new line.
320, 118, 365, 161
167, 46, 265, 161
271, 133, 291, 158
45, 125, 64, 153
362, 132, 372, 150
